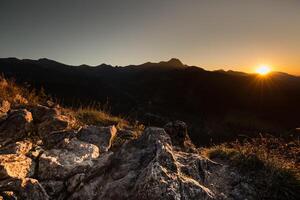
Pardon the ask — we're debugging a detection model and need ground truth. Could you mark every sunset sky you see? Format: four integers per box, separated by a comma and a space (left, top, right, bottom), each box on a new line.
1, 0, 300, 75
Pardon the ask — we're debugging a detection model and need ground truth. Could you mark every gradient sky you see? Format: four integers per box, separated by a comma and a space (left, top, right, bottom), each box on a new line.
1, 0, 300, 74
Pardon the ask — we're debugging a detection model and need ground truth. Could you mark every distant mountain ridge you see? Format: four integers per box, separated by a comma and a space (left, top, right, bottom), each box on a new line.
0, 57, 300, 145
2, 57, 298, 77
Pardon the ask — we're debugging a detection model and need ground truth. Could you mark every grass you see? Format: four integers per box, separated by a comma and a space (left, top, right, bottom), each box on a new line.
0, 75, 144, 132
204, 135, 300, 200
74, 107, 129, 129
0, 75, 46, 106
0, 75, 128, 128
0, 75, 145, 150
73, 106, 145, 149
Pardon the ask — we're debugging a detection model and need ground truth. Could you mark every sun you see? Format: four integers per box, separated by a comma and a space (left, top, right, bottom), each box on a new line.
256, 65, 271, 75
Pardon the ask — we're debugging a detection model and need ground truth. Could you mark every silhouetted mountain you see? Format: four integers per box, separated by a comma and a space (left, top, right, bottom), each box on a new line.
0, 57, 299, 145
159, 58, 185, 67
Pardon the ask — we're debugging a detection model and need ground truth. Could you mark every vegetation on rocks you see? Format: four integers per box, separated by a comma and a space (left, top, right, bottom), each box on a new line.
204, 136, 300, 200
0, 75, 46, 107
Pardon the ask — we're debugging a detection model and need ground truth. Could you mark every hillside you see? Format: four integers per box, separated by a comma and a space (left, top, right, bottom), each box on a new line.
0, 58, 300, 145
0, 76, 299, 200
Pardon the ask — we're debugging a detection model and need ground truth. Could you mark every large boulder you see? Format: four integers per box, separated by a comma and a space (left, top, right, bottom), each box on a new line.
0, 154, 35, 180
77, 125, 117, 152
68, 127, 216, 200
38, 138, 99, 180
0, 109, 33, 145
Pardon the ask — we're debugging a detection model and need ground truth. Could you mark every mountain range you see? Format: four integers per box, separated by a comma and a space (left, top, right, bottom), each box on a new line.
0, 57, 299, 145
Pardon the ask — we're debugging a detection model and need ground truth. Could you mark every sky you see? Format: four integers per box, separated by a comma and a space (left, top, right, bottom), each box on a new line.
0, 0, 300, 75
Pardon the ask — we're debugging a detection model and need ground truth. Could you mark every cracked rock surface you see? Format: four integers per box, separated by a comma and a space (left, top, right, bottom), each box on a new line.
0, 101, 255, 200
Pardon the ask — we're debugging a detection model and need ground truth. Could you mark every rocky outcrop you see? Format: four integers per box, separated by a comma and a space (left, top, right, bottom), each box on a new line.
0, 101, 257, 199
68, 127, 216, 200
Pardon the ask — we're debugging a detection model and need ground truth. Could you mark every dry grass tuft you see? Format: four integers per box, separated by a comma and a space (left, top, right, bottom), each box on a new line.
204, 136, 300, 200
73, 107, 145, 149
74, 107, 129, 129
0, 75, 46, 106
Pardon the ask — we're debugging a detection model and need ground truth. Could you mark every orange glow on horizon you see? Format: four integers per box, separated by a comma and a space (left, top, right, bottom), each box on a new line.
256, 65, 272, 75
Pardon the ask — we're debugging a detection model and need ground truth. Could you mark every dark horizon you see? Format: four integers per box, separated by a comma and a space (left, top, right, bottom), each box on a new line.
1, 56, 299, 76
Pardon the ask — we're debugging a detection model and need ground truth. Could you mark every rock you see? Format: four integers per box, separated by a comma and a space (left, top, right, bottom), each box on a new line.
164, 121, 187, 145
22, 179, 49, 200
0, 140, 33, 155
37, 115, 74, 137
112, 129, 138, 149
25, 145, 44, 161
0, 100, 9, 123
42, 130, 76, 149
77, 125, 117, 152
29, 105, 76, 137
38, 138, 99, 180
29, 105, 58, 123
13, 94, 28, 106
0, 113, 7, 124
164, 121, 195, 151
117, 129, 137, 139
45, 100, 56, 108
0, 178, 49, 200
0, 191, 17, 200
0, 154, 35, 179
40, 180, 64, 197
68, 127, 215, 200
0, 109, 33, 145
66, 173, 85, 192
0, 100, 10, 114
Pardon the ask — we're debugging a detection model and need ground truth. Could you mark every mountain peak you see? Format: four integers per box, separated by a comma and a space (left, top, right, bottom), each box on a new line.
140, 58, 185, 68
165, 58, 184, 66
